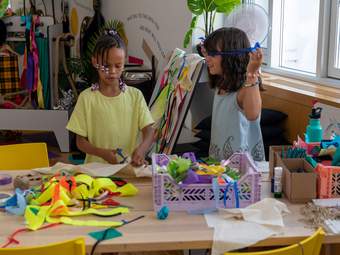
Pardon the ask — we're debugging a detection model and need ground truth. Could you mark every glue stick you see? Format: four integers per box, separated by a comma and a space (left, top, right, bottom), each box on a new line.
273, 167, 283, 198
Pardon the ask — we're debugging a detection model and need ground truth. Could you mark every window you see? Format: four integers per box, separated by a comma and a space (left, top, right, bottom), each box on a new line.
329, 0, 340, 79
251, 0, 270, 65
223, 0, 340, 86
225, 0, 270, 64
271, 0, 320, 74
252, 0, 269, 49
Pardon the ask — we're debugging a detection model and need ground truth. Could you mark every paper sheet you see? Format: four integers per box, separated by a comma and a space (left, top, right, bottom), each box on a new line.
255, 161, 269, 173
206, 216, 282, 254
32, 162, 80, 174
80, 162, 128, 177
313, 198, 340, 207
324, 219, 340, 234
32, 162, 152, 178
134, 165, 152, 178
205, 198, 289, 254
220, 198, 290, 227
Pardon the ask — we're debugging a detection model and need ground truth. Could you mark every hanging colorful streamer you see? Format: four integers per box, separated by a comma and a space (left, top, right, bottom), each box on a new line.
149, 48, 204, 154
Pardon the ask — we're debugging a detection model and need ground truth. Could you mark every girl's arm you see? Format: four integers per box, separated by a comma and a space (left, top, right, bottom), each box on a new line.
237, 48, 263, 121
238, 82, 262, 121
76, 135, 117, 164
131, 124, 155, 166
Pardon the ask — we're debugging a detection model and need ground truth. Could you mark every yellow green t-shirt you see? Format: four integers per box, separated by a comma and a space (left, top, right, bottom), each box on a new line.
66, 86, 154, 163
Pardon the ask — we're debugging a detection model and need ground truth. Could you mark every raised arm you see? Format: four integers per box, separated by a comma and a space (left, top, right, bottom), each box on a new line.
237, 48, 263, 121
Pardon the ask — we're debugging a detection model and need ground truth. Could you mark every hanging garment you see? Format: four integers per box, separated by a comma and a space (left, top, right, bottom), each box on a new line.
36, 37, 50, 108
0, 54, 21, 94
20, 15, 45, 108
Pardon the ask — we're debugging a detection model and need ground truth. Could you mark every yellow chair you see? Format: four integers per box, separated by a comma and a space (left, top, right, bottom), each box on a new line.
224, 228, 325, 255
0, 237, 85, 255
0, 143, 49, 170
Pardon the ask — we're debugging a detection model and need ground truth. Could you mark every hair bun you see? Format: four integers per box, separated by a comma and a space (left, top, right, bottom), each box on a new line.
106, 29, 118, 37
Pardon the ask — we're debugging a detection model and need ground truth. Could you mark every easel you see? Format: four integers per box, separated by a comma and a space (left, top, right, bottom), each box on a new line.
149, 49, 210, 154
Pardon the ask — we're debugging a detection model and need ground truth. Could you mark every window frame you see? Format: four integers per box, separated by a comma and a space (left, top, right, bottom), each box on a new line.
328, 0, 340, 79
229, 0, 340, 88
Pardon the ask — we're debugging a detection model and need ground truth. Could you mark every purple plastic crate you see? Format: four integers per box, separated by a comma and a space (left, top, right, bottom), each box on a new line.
152, 152, 261, 211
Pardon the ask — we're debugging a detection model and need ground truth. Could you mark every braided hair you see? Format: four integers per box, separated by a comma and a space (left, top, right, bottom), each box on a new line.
93, 30, 126, 63
91, 30, 126, 83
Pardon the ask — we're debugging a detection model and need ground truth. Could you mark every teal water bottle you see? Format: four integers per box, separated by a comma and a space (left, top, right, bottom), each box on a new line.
306, 107, 323, 142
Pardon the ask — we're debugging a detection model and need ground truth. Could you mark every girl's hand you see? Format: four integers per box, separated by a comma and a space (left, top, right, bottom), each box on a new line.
247, 48, 263, 79
100, 149, 118, 164
131, 147, 147, 167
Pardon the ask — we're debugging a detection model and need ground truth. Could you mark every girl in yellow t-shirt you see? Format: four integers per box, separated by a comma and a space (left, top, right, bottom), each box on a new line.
67, 30, 154, 166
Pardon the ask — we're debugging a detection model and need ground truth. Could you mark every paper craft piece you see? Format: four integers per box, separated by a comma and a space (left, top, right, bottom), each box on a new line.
313, 198, 340, 207
116, 183, 138, 196
219, 198, 290, 227
208, 218, 280, 255
0, 192, 12, 204
255, 161, 269, 173
25, 199, 128, 230
205, 198, 289, 254
134, 165, 152, 178
32, 162, 80, 175
33, 161, 151, 178
80, 163, 134, 177
33, 162, 128, 177
89, 228, 122, 240
5, 188, 27, 216
325, 219, 340, 234
148, 48, 204, 154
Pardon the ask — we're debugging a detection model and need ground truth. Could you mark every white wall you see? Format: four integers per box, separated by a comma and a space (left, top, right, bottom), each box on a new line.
101, 0, 192, 71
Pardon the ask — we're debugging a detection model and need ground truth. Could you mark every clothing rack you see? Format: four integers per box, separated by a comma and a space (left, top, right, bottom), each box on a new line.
0, 16, 70, 152
5, 15, 49, 40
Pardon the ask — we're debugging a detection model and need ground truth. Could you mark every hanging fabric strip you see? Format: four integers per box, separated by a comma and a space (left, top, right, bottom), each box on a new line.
36, 37, 50, 108
0, 55, 21, 95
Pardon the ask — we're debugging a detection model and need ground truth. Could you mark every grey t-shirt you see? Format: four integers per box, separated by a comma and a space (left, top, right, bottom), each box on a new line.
209, 90, 265, 161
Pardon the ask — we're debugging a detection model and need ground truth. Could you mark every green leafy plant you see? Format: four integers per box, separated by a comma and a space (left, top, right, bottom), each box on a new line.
167, 157, 192, 183
225, 165, 240, 180
0, 0, 9, 17
183, 0, 241, 48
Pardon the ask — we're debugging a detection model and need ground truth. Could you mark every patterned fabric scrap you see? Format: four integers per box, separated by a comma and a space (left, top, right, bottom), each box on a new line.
0, 55, 21, 94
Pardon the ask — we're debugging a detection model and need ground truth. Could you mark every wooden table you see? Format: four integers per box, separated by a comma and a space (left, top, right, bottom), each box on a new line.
0, 171, 339, 254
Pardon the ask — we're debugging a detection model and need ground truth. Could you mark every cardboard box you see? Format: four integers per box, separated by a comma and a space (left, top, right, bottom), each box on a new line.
277, 157, 317, 203
269, 145, 292, 178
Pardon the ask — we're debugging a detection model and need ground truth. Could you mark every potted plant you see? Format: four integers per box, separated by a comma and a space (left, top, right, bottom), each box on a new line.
183, 0, 241, 49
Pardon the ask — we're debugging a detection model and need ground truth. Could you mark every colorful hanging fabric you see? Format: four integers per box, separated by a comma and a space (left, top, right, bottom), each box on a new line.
0, 54, 21, 94
149, 48, 204, 154
31, 16, 44, 108
20, 15, 45, 108
36, 37, 50, 108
